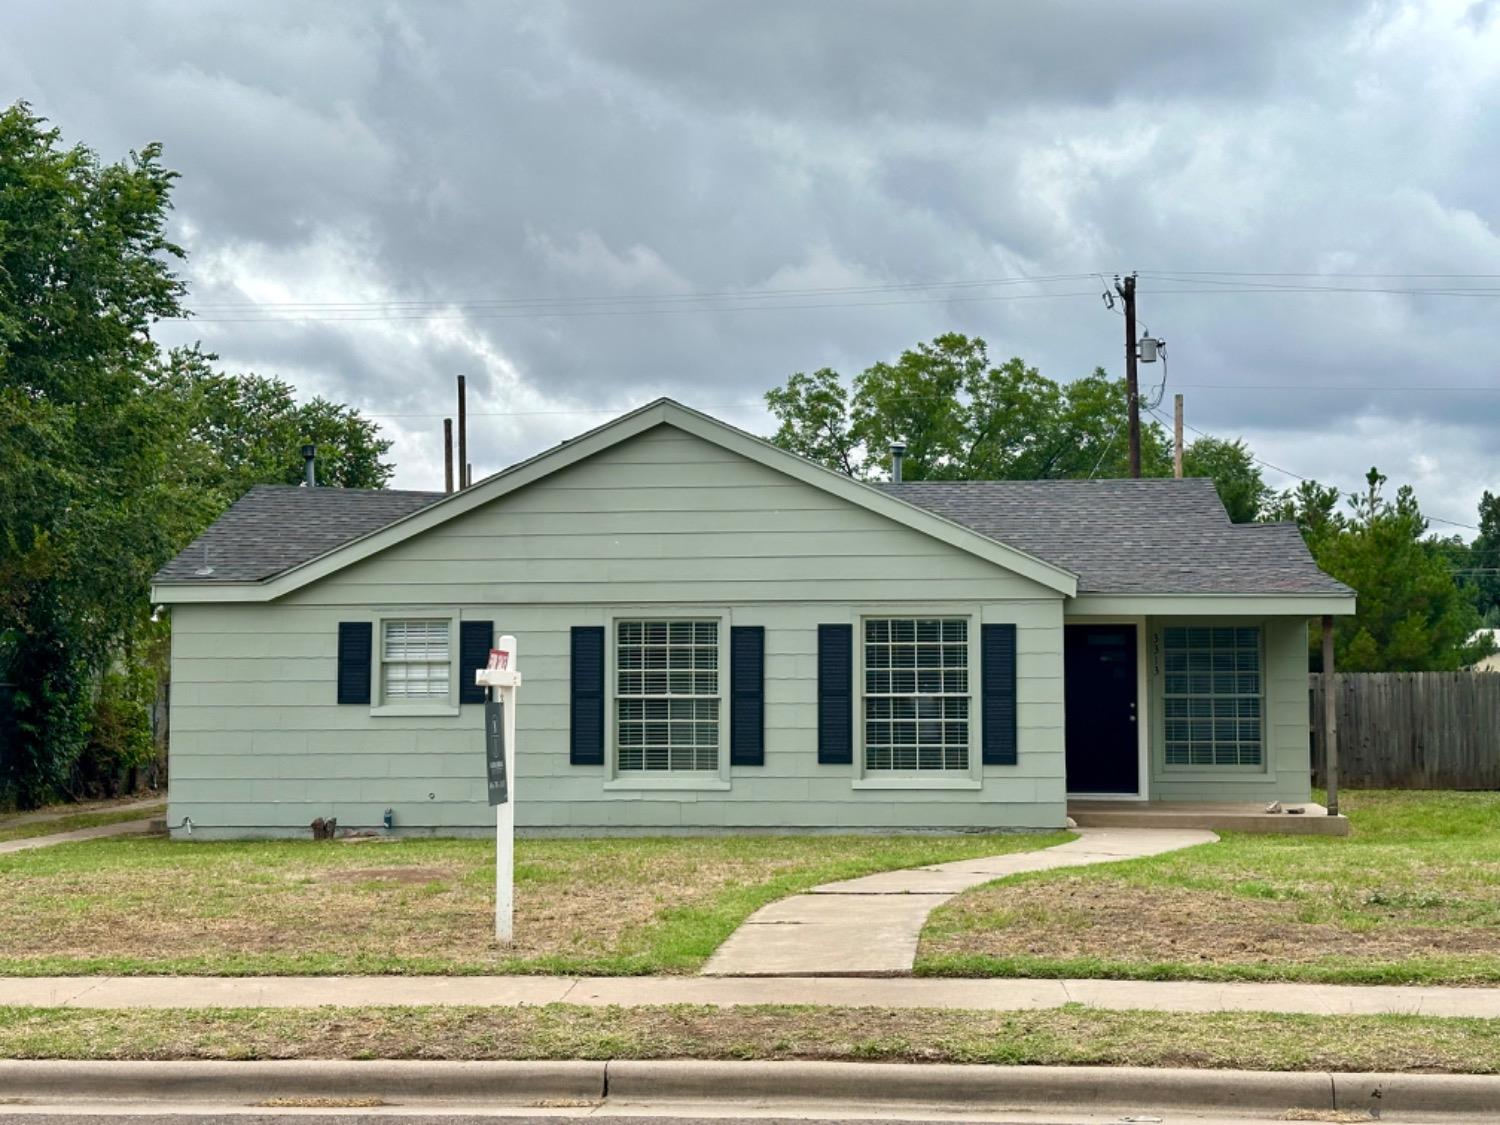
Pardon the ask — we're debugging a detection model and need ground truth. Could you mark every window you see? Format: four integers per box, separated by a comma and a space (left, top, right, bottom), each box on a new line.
616, 620, 720, 772
381, 619, 451, 702
1163, 626, 1262, 767
864, 618, 970, 771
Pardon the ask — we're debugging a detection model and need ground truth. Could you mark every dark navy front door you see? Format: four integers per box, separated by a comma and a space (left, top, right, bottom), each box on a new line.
1064, 624, 1139, 794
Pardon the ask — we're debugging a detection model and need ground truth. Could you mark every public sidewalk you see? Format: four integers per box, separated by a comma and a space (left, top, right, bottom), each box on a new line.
6, 974, 1499, 1017
704, 826, 1218, 976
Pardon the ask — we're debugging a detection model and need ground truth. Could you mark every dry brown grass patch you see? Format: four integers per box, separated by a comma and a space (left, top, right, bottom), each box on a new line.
926, 876, 1500, 967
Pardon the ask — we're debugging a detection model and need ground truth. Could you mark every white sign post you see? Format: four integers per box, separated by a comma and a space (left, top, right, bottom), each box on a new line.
476, 634, 521, 943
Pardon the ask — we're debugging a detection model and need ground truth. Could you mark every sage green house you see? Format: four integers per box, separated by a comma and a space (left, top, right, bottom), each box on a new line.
151, 399, 1354, 838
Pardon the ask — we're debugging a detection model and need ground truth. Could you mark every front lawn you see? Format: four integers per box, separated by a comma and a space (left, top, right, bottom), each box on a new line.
2, 1003, 1498, 1073
919, 790, 1500, 985
0, 831, 1066, 976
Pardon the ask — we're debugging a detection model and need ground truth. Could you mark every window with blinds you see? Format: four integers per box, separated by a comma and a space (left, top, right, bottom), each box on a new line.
382, 619, 451, 701
616, 620, 720, 772
1163, 626, 1262, 767
864, 618, 970, 771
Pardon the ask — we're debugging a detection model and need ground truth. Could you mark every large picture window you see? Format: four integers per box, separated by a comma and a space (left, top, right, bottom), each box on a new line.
381, 619, 451, 701
863, 618, 970, 771
1163, 626, 1262, 767
616, 620, 720, 772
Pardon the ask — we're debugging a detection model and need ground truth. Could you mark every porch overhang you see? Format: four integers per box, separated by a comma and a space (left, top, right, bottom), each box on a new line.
1067, 593, 1356, 618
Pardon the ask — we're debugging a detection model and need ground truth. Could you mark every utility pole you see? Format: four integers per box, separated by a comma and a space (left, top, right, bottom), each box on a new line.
453, 376, 465, 492
443, 418, 455, 494
1173, 394, 1184, 479
1115, 273, 1141, 478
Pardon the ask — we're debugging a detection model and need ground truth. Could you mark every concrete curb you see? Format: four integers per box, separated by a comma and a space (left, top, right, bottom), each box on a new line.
605, 1061, 1334, 1110
1334, 1072, 1500, 1117
2, 1059, 1497, 1115
0, 1060, 605, 1103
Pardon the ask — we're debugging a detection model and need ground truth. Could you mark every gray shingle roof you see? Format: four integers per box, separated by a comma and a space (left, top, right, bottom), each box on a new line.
879, 478, 1351, 596
155, 476, 1349, 599
154, 485, 444, 584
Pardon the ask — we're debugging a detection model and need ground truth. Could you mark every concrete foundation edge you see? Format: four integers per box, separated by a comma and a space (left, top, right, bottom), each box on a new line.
1, 1060, 1497, 1114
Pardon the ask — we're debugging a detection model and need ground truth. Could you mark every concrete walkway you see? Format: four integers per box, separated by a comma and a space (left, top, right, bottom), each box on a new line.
0, 817, 157, 855
702, 826, 1217, 976
6, 974, 1499, 1018
0, 796, 163, 831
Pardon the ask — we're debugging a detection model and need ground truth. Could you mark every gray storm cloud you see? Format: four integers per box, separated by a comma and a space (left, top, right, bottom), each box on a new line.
3, 0, 1496, 529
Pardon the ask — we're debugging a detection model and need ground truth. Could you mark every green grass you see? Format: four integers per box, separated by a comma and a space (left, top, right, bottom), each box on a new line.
919, 790, 1500, 985
0, 830, 1068, 976
0, 807, 159, 844
0, 1003, 1497, 1072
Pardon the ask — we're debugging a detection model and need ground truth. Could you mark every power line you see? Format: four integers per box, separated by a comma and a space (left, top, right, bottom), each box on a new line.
185, 272, 1102, 311
169, 288, 1107, 324
1144, 405, 1481, 532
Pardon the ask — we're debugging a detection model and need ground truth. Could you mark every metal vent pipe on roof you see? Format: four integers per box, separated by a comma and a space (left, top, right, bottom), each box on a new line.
890, 439, 907, 483
302, 443, 316, 488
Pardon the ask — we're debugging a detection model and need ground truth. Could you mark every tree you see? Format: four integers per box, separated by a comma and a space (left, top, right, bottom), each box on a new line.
156, 350, 394, 504
0, 102, 208, 806
765, 333, 1172, 481
1181, 436, 1268, 523
1468, 491, 1500, 623
1310, 469, 1491, 671
0, 103, 395, 807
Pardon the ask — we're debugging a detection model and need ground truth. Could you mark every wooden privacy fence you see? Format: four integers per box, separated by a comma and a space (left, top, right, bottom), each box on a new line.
1310, 672, 1500, 790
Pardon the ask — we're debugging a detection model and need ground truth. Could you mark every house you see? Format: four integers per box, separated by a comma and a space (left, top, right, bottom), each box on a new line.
150, 399, 1355, 838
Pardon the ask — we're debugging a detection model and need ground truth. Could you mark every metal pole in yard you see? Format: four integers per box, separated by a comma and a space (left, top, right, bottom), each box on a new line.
1322, 614, 1339, 816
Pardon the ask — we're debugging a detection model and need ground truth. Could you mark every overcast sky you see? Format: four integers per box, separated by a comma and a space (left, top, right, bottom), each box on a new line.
5, 1, 1498, 532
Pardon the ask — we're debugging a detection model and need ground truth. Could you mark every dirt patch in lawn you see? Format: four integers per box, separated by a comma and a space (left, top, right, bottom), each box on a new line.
314, 867, 451, 885
922, 876, 1500, 969
0, 833, 1060, 975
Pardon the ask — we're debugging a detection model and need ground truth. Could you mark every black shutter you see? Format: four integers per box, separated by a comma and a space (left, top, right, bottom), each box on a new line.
570, 626, 605, 766
458, 621, 494, 705
982, 623, 1018, 765
730, 626, 765, 766
336, 622, 372, 705
817, 623, 853, 765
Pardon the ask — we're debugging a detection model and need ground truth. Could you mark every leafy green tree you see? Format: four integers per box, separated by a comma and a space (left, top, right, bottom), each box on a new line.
766, 333, 1171, 481
1468, 491, 1500, 622
157, 349, 394, 503
0, 102, 211, 806
1266, 479, 1344, 551
0, 103, 394, 807
1311, 470, 1491, 671
1181, 436, 1268, 523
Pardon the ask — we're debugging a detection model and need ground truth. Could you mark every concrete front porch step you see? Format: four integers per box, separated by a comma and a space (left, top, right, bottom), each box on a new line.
1069, 800, 1351, 836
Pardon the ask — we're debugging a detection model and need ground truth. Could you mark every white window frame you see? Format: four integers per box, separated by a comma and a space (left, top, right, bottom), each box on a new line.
853, 609, 982, 791
603, 610, 732, 791
370, 611, 460, 717
1158, 622, 1267, 774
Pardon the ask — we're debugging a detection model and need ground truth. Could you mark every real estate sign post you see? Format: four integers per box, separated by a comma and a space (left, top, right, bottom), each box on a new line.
477, 635, 521, 942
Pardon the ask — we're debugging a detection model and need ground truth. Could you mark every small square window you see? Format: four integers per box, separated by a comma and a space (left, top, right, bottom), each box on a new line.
381, 619, 450, 702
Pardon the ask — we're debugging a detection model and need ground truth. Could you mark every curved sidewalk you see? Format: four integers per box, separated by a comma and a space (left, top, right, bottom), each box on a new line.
702, 826, 1217, 976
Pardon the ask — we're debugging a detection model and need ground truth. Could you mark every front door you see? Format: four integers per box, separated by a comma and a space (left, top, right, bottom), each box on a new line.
1065, 624, 1139, 794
